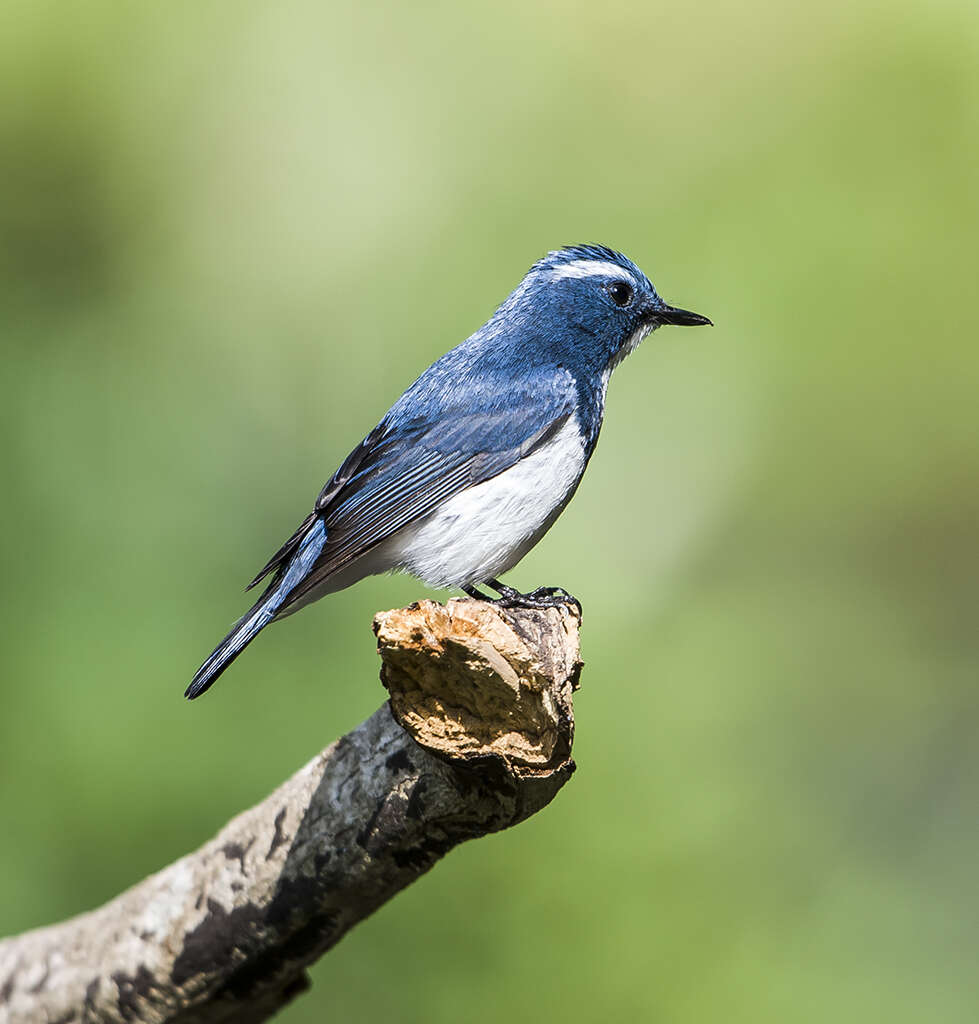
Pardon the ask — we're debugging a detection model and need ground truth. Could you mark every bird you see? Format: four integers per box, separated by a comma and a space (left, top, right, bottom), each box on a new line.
186, 244, 711, 699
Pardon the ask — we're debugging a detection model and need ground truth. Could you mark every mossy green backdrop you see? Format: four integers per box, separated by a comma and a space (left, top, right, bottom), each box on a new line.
2, 1, 978, 1020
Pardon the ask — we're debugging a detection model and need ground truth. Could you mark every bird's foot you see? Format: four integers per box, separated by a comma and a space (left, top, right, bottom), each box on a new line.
505, 586, 582, 614
468, 580, 582, 615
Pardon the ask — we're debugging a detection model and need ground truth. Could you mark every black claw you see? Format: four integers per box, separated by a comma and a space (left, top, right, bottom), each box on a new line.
525, 587, 582, 614
481, 579, 581, 614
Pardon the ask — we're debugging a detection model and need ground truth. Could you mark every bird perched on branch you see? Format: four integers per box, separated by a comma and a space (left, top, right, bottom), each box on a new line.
187, 244, 711, 698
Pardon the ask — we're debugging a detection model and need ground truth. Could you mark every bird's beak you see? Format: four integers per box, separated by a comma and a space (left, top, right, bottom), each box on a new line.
653, 304, 713, 327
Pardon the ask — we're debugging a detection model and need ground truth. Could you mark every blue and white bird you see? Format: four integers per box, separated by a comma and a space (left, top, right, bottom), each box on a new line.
186, 245, 711, 698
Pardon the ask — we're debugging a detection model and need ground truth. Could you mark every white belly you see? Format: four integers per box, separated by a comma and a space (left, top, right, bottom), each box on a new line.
378, 416, 587, 589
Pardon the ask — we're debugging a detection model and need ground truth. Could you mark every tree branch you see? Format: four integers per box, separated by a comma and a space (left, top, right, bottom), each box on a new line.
0, 598, 581, 1024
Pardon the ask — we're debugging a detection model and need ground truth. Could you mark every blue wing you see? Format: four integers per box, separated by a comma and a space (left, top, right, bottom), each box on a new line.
250, 365, 578, 611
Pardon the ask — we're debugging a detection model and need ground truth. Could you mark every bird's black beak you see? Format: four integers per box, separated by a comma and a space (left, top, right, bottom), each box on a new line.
653, 304, 713, 327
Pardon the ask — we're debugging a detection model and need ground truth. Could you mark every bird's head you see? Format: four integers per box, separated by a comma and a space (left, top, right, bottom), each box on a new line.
502, 244, 711, 374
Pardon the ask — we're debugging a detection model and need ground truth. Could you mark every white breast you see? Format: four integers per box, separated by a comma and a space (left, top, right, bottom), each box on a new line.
377, 416, 588, 589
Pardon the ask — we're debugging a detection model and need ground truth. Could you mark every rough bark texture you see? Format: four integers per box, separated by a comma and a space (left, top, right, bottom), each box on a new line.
0, 599, 581, 1024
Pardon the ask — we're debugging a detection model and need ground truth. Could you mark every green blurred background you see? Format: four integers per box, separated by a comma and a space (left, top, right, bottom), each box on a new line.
2, 0, 978, 1020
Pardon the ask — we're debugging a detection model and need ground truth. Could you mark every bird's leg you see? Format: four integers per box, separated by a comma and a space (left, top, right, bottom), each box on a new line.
484, 578, 582, 614
462, 584, 495, 601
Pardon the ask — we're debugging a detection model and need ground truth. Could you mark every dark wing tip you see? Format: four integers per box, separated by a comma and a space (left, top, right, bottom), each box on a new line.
245, 565, 273, 592
246, 512, 318, 591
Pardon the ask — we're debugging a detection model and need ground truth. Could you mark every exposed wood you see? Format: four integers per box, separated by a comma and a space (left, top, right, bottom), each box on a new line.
0, 599, 581, 1024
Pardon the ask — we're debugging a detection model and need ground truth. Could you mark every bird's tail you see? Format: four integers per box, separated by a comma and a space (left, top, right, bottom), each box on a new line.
185, 519, 328, 700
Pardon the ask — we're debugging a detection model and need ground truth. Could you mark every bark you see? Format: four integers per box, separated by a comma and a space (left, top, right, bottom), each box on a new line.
0, 598, 581, 1024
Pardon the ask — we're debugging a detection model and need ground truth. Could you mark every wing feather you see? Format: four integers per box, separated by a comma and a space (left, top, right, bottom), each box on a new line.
248, 373, 578, 609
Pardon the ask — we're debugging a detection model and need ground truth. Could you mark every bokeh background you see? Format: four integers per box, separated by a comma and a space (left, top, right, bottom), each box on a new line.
2, 1, 978, 1020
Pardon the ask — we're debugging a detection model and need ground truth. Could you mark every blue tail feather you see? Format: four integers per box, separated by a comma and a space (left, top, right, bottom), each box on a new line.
185, 520, 327, 699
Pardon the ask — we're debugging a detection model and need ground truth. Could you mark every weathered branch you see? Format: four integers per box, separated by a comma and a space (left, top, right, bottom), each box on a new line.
0, 598, 581, 1024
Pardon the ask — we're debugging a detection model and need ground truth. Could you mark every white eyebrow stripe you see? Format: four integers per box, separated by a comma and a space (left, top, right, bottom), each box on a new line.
545, 259, 633, 282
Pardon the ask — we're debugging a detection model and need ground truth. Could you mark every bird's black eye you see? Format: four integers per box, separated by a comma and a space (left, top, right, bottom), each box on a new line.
608, 281, 633, 307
